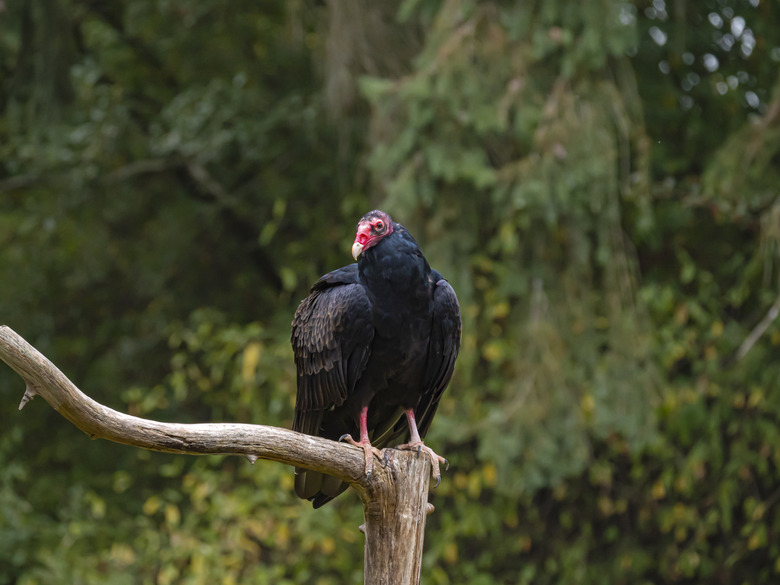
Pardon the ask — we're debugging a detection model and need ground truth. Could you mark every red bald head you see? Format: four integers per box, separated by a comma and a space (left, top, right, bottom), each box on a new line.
352, 210, 394, 260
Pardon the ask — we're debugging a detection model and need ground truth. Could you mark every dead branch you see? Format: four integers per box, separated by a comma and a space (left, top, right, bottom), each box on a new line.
0, 324, 366, 484
736, 292, 780, 361
0, 324, 433, 585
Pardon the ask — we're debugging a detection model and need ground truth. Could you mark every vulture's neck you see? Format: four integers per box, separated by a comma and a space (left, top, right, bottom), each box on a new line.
358, 233, 431, 309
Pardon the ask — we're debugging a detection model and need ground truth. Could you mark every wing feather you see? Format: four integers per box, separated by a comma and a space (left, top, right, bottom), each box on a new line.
291, 265, 373, 506
416, 276, 461, 438
291, 265, 373, 437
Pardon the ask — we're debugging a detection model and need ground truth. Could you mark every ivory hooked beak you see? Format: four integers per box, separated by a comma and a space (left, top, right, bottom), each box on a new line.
352, 242, 364, 261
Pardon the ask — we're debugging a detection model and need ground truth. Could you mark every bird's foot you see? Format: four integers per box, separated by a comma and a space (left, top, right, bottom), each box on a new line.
339, 434, 385, 479
396, 441, 449, 487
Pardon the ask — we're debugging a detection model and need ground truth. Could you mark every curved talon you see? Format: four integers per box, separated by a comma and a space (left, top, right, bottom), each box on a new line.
396, 440, 448, 487
340, 432, 383, 478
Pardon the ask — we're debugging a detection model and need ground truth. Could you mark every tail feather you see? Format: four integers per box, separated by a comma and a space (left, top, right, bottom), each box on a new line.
294, 468, 348, 508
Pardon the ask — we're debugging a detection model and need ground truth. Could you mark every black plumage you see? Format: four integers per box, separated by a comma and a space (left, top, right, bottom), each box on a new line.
291, 210, 461, 507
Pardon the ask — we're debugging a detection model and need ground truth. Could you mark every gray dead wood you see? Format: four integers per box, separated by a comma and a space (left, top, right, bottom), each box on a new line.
0, 325, 432, 585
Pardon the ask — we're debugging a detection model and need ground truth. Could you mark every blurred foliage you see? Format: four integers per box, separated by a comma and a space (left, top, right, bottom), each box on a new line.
2, 0, 780, 584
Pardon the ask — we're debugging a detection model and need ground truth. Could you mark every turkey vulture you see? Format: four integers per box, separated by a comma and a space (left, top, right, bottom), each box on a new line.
291, 210, 461, 507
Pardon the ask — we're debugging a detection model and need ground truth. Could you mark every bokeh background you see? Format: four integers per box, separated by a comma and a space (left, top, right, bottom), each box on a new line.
2, 1, 780, 583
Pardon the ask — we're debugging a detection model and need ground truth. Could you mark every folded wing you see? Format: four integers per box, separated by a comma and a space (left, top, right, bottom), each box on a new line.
290, 264, 374, 505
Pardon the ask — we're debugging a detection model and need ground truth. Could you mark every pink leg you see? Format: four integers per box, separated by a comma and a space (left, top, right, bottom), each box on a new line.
396, 409, 449, 486
339, 406, 384, 478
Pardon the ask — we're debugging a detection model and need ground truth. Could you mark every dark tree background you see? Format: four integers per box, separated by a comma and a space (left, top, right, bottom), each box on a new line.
1, 1, 780, 583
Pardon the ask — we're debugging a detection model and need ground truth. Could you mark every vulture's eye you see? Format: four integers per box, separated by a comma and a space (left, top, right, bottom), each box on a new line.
375, 221, 384, 231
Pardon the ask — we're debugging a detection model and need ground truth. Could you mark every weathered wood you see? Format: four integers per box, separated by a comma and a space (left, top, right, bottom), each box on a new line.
0, 325, 433, 585
0, 325, 367, 483
362, 450, 431, 585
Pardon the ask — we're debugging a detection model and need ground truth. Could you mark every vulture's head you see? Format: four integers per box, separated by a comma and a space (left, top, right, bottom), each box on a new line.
352, 210, 394, 260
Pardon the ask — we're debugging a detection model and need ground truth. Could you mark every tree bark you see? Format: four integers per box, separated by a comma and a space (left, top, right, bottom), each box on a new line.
362, 450, 431, 585
0, 325, 432, 585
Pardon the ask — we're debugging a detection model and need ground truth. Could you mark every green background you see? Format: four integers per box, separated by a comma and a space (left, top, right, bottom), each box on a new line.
2, 1, 780, 583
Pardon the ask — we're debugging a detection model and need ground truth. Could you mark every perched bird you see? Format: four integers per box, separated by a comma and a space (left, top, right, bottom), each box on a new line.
291, 210, 461, 507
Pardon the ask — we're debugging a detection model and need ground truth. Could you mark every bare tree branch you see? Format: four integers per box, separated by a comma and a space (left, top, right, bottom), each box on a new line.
186, 161, 240, 209
102, 158, 181, 183
736, 292, 780, 361
1, 324, 436, 585
0, 324, 367, 487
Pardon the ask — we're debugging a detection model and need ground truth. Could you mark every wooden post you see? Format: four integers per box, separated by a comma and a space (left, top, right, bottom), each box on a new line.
362, 449, 431, 585
0, 325, 434, 585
